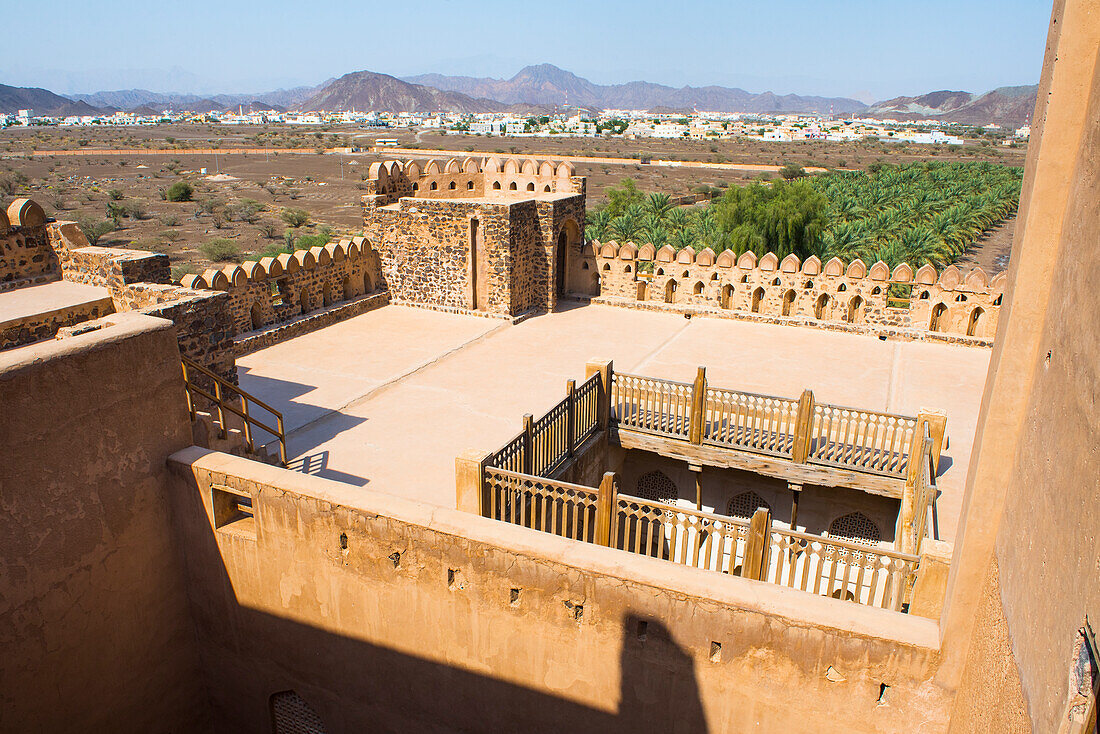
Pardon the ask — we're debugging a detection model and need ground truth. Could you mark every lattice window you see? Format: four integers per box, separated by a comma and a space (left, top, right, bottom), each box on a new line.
726, 491, 771, 520
827, 512, 881, 546
271, 691, 327, 734
635, 471, 678, 504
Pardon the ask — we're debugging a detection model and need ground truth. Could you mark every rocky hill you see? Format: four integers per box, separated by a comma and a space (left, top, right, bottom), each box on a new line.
404, 63, 867, 114
0, 83, 102, 116
863, 85, 1037, 127
301, 70, 506, 113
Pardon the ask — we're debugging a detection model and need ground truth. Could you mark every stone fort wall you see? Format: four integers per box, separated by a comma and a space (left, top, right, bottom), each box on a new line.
361, 156, 586, 317
586, 240, 1004, 345
0, 198, 56, 289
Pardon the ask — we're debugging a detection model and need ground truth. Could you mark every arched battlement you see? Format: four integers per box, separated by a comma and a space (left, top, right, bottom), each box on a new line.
7, 198, 45, 228
638, 243, 656, 261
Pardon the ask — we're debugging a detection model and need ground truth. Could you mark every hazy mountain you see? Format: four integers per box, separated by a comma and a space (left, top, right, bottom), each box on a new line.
71, 84, 324, 113
403, 63, 867, 114
0, 83, 102, 116
863, 85, 1037, 127
302, 70, 508, 113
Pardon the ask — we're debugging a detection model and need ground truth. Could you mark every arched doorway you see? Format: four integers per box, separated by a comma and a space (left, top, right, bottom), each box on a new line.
664, 279, 677, 303
782, 289, 796, 316
720, 284, 734, 309
250, 302, 263, 331
751, 287, 764, 313
636, 280, 648, 301
322, 281, 333, 307
967, 307, 985, 336
846, 295, 863, 324
930, 303, 948, 332
299, 287, 311, 314
555, 219, 580, 299
342, 275, 353, 300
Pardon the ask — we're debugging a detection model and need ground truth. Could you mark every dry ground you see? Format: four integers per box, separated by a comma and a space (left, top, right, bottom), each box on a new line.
0, 123, 1026, 276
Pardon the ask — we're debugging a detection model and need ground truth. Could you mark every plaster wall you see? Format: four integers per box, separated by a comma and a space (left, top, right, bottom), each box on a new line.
168, 448, 950, 734
944, 0, 1100, 729
0, 313, 207, 732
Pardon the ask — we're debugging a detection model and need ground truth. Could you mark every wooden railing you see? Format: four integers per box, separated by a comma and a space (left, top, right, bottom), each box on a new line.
808, 404, 916, 478
703, 386, 799, 458
615, 492, 752, 574
181, 356, 288, 466
486, 372, 602, 477
907, 424, 937, 555
610, 372, 694, 440
763, 526, 918, 611
467, 463, 920, 610
609, 365, 939, 482
483, 467, 599, 543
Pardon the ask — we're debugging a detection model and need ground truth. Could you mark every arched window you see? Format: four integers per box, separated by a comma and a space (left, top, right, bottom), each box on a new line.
509, 181, 518, 191
740, 274, 749, 283
771, 277, 781, 286
635, 471, 678, 503
838, 283, 847, 292
544, 185, 551, 192
322, 281, 334, 307
803, 280, 814, 289
527, 182, 535, 191
656, 268, 664, 276
342, 275, 354, 300
954, 294, 968, 302
726, 491, 771, 520
720, 284, 734, 309
814, 293, 829, 319
993, 294, 1002, 306
467, 180, 475, 190
581, 261, 590, 270
363, 270, 373, 293
430, 181, 438, 191
827, 512, 882, 546
270, 691, 327, 734
929, 303, 948, 332
871, 286, 882, 295
967, 307, 985, 337
751, 287, 764, 313
782, 289, 796, 316
412, 182, 419, 192
682, 270, 690, 278
602, 263, 611, 272
625, 264, 632, 273
692, 281, 704, 296
250, 301, 263, 331
492, 181, 501, 190
710, 272, 719, 281
919, 290, 930, 300
299, 287, 311, 313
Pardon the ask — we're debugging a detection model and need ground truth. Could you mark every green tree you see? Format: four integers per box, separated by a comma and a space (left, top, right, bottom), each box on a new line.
165, 181, 193, 202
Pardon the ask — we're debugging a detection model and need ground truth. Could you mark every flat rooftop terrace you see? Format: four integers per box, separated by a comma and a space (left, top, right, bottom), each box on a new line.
0, 281, 112, 326
238, 303, 990, 542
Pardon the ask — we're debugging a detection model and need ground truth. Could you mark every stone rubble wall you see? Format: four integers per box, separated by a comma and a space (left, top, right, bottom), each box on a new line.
587, 240, 1004, 344
361, 157, 586, 317
179, 236, 384, 341
0, 199, 59, 290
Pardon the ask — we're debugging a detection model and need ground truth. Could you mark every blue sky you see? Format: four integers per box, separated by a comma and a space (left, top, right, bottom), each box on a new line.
2, 0, 1051, 101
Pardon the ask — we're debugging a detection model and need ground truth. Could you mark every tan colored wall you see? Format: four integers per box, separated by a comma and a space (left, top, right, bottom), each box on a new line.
169, 448, 951, 734
943, 1, 1100, 730
0, 312, 208, 732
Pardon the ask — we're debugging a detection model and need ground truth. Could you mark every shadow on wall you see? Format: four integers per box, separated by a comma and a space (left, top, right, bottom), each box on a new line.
175, 485, 711, 732
220, 610, 711, 734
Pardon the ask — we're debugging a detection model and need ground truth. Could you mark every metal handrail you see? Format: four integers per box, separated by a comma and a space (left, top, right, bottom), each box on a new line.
181, 356, 287, 466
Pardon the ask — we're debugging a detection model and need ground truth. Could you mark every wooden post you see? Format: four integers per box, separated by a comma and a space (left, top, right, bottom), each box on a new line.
585, 359, 614, 430
689, 463, 703, 510
788, 482, 802, 530
566, 379, 576, 457
741, 507, 772, 581
455, 449, 490, 516
522, 413, 534, 475
689, 366, 707, 444
790, 389, 815, 463
595, 471, 619, 547
899, 426, 925, 555
916, 410, 947, 471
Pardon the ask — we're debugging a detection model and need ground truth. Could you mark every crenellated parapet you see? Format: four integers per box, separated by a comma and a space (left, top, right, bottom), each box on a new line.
178, 236, 384, 343
583, 240, 1004, 343
361, 156, 584, 208
0, 198, 56, 291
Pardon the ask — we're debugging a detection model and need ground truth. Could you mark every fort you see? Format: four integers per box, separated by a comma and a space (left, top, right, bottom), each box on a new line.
2, 3, 1099, 731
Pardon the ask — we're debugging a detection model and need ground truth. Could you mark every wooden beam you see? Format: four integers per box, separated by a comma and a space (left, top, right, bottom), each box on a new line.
595, 471, 618, 547
742, 507, 772, 580
613, 427, 904, 499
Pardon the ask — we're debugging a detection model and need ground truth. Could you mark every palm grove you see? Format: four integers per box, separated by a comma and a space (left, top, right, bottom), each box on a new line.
584, 162, 1023, 269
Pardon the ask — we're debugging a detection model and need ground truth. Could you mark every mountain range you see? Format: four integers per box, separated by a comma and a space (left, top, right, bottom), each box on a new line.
0, 64, 1037, 126
403, 64, 867, 114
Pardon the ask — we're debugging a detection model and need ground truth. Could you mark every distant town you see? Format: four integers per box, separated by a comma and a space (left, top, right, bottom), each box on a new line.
3, 107, 1030, 147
